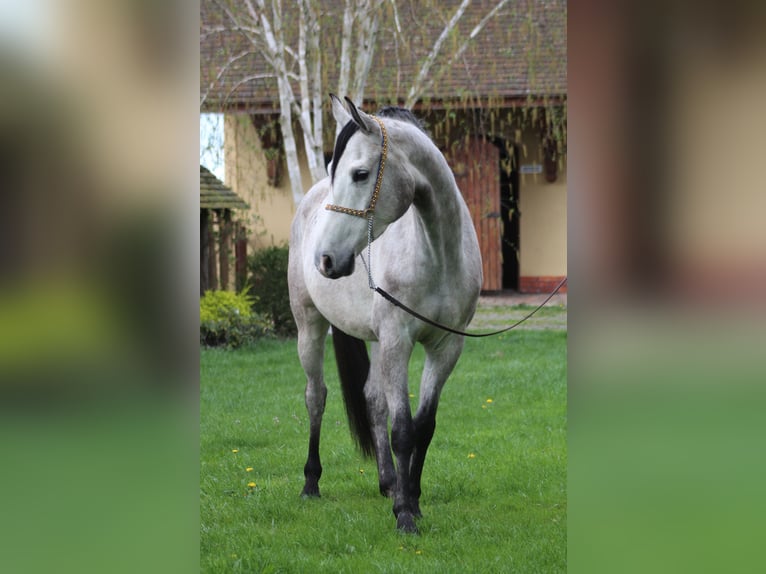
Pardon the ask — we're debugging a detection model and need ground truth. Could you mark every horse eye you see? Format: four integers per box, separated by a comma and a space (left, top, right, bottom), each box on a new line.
352, 169, 369, 183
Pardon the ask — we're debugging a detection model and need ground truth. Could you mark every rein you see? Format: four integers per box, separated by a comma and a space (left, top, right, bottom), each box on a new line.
325, 115, 567, 337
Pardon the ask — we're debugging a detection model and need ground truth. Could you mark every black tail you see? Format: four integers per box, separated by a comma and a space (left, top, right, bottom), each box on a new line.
331, 326, 375, 458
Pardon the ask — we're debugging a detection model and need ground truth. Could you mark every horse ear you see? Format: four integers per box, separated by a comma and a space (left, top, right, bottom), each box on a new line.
330, 93, 352, 128
344, 96, 379, 135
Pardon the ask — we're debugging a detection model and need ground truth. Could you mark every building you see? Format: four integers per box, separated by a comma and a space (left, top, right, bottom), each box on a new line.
201, 0, 566, 293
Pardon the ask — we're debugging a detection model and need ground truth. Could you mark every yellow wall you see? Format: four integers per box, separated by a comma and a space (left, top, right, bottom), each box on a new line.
518, 128, 568, 277
668, 53, 766, 272
223, 115, 306, 251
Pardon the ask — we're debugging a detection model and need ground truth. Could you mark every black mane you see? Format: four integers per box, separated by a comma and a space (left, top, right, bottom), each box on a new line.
376, 106, 427, 133
330, 106, 426, 182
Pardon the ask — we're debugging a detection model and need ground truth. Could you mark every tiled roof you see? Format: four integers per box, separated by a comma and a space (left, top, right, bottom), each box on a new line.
200, 165, 249, 209
201, 0, 566, 111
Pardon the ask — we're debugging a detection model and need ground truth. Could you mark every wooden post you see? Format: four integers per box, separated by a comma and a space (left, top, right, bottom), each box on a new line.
207, 211, 218, 291
235, 222, 248, 293
200, 210, 209, 296
218, 209, 231, 290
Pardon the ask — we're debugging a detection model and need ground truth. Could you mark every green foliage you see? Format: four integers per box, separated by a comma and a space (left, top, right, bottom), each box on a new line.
200, 289, 273, 348
201, 331, 567, 572
200, 289, 254, 323
248, 245, 297, 337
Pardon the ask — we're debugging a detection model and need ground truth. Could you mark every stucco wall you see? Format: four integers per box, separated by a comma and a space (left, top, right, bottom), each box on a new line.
224, 115, 305, 251
518, 128, 568, 278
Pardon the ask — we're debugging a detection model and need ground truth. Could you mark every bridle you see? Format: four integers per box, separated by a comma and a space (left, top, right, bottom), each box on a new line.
324, 115, 388, 293
325, 115, 388, 219
323, 115, 567, 337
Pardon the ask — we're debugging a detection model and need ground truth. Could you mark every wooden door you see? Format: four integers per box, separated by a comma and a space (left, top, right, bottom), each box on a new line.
447, 138, 502, 292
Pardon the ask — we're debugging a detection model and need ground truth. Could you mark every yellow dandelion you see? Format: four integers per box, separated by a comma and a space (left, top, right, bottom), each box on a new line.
247, 481, 256, 488
468, 453, 476, 459
415, 550, 423, 555
246, 467, 254, 472
359, 468, 365, 474
231, 449, 239, 453
486, 398, 493, 403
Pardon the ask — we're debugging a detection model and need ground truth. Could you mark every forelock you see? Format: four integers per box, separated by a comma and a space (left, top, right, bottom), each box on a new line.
330, 121, 360, 183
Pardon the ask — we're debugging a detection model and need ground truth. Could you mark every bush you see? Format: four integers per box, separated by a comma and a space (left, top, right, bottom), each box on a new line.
248, 245, 297, 337
200, 289, 273, 348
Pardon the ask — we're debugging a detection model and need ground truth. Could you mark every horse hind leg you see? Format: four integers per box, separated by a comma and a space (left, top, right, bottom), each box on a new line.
409, 336, 466, 517
297, 311, 330, 498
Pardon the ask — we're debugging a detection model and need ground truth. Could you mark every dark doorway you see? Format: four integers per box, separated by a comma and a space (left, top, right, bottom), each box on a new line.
496, 140, 520, 290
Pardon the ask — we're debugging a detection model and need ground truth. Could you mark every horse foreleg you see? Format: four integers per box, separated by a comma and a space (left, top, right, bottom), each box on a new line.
297, 316, 329, 498
375, 337, 418, 533
366, 342, 396, 498
409, 337, 465, 517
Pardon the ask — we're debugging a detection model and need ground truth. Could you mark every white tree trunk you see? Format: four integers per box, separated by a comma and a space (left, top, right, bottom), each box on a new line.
278, 80, 306, 207
336, 0, 355, 115
350, 0, 382, 104
255, 0, 307, 205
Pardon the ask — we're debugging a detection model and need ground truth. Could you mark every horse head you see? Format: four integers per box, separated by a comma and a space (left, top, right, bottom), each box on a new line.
314, 95, 416, 279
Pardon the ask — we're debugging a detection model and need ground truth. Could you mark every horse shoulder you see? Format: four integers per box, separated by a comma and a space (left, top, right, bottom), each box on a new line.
289, 178, 332, 307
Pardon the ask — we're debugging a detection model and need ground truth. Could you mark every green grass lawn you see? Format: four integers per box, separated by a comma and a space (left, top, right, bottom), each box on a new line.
201, 329, 566, 573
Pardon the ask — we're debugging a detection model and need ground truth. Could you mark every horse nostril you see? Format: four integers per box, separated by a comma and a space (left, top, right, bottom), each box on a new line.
320, 253, 334, 273
317, 251, 353, 278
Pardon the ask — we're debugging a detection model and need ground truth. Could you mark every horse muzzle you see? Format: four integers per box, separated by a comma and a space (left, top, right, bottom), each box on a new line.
316, 250, 355, 279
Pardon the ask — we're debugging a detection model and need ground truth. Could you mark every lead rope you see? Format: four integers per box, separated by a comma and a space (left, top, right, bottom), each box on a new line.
374, 276, 567, 338
360, 214, 566, 338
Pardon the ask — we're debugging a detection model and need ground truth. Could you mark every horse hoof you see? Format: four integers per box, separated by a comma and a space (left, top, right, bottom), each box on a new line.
301, 485, 321, 498
396, 512, 419, 534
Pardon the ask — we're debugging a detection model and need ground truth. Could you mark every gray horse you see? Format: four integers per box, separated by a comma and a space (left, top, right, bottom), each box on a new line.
288, 95, 482, 533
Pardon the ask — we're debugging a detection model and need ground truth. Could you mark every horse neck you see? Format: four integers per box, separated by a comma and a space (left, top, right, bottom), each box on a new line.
407, 142, 469, 267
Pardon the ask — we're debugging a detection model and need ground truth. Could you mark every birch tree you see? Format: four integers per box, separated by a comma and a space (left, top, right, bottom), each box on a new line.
202, 0, 512, 206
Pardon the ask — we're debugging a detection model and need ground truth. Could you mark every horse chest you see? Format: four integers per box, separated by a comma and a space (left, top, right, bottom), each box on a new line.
303, 258, 378, 339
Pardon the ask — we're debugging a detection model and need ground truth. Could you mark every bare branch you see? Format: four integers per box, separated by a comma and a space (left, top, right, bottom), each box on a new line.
200, 24, 262, 39
415, 0, 511, 104
221, 73, 278, 108
405, 0, 471, 108
283, 45, 298, 62
201, 48, 260, 108
388, 0, 402, 35
212, 0, 261, 47
243, 0, 263, 26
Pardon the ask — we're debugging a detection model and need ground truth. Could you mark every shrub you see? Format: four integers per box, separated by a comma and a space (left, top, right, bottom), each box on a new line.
248, 245, 297, 337
200, 289, 273, 348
